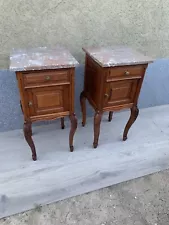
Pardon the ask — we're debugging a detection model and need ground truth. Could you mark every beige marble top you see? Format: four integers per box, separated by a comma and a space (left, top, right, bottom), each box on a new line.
83, 46, 153, 67
10, 47, 79, 71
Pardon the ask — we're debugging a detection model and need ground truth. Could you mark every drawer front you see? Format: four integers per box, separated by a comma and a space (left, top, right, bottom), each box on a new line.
107, 65, 146, 81
23, 70, 70, 87
27, 85, 70, 116
104, 79, 139, 107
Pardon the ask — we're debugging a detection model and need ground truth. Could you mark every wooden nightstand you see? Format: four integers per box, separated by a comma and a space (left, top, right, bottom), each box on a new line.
80, 46, 153, 148
10, 47, 79, 160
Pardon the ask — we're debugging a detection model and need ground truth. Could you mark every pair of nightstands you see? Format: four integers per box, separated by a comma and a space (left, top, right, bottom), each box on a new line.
10, 46, 152, 160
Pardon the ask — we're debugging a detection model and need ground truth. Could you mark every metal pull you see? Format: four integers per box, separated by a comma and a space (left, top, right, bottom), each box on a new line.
28, 101, 33, 107
105, 88, 113, 100
45, 76, 51, 81
124, 71, 130, 75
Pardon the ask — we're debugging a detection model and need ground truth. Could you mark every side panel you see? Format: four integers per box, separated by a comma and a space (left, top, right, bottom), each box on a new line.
84, 56, 104, 110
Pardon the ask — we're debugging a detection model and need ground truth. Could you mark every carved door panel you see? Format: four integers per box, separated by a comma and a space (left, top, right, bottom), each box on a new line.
27, 85, 70, 116
104, 79, 139, 107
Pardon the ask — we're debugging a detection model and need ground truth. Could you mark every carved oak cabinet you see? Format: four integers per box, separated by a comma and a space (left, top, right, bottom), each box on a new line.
80, 47, 152, 148
10, 47, 79, 160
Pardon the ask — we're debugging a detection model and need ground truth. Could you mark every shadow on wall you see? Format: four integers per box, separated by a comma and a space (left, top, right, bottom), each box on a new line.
0, 59, 169, 132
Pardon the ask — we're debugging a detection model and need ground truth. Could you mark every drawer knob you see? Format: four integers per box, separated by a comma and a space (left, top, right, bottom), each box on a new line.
28, 101, 33, 107
124, 71, 130, 75
45, 76, 51, 81
104, 93, 109, 98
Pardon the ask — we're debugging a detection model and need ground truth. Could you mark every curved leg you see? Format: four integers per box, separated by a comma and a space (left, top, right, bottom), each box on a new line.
108, 111, 113, 122
61, 118, 65, 129
69, 113, 78, 152
123, 106, 139, 141
93, 111, 103, 148
24, 121, 37, 161
21, 102, 33, 136
30, 125, 33, 136
80, 91, 86, 127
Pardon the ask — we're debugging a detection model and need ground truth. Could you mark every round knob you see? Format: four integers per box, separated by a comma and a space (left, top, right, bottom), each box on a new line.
45, 76, 51, 81
28, 101, 33, 106
124, 71, 130, 75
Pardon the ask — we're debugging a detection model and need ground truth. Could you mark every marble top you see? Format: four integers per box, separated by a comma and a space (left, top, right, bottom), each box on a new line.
10, 47, 79, 71
83, 46, 153, 67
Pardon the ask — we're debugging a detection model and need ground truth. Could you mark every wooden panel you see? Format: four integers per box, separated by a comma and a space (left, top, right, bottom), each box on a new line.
36, 91, 63, 108
27, 85, 70, 116
16, 72, 30, 120
107, 65, 146, 81
30, 111, 70, 122
104, 79, 139, 107
84, 56, 104, 109
23, 69, 70, 88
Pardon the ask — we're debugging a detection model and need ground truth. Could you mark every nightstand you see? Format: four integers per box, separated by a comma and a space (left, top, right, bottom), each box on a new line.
10, 47, 79, 160
80, 46, 153, 148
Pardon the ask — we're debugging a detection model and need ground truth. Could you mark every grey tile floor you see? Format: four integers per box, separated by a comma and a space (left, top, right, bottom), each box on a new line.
1, 170, 169, 225
1, 105, 169, 220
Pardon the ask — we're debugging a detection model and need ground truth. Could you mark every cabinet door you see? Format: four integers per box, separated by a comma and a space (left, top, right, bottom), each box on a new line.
104, 79, 139, 107
27, 85, 70, 116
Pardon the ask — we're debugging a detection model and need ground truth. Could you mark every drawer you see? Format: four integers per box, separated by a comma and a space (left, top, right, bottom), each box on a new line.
106, 65, 146, 81
23, 70, 70, 87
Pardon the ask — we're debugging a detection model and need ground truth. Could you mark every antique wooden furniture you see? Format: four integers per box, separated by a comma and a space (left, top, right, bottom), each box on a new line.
80, 46, 153, 148
10, 47, 79, 160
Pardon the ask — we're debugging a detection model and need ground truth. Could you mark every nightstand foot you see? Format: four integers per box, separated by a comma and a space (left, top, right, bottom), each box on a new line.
123, 136, 127, 141
69, 113, 77, 152
80, 91, 86, 127
108, 111, 113, 122
32, 154, 37, 161
93, 143, 98, 148
61, 118, 65, 129
93, 111, 102, 149
24, 121, 37, 161
70, 146, 74, 152
123, 106, 139, 140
